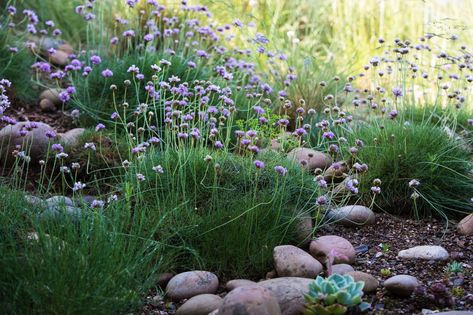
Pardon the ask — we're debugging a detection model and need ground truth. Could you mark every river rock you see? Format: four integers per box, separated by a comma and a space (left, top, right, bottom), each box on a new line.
46, 196, 74, 208
346, 271, 379, 293
0, 122, 56, 165
166, 271, 219, 300
327, 205, 375, 226
157, 272, 175, 288
40, 205, 82, 222
287, 148, 332, 171
294, 214, 313, 245
59, 128, 85, 147
39, 98, 57, 112
397, 245, 449, 261
273, 245, 323, 278
384, 275, 419, 297
258, 277, 313, 315
457, 213, 473, 236
324, 161, 349, 182
309, 235, 356, 264
226, 279, 256, 291
49, 50, 69, 66
39, 88, 62, 105
218, 285, 281, 315
331, 264, 355, 275
176, 294, 222, 315
58, 42, 74, 55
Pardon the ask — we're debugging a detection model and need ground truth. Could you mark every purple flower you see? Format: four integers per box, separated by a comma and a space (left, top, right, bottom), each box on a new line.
345, 178, 359, 194
274, 166, 288, 176
389, 110, 398, 119
7, 6, 17, 15
73, 181, 86, 192
84, 142, 96, 151
316, 196, 328, 206
322, 131, 335, 139
51, 143, 64, 152
152, 165, 164, 174
295, 128, 307, 137
90, 55, 102, 65
95, 123, 105, 132
252, 105, 265, 116
392, 87, 403, 98
371, 186, 381, 194
254, 160, 265, 169
468, 118, 473, 126
58, 91, 70, 103
91, 200, 105, 208
66, 86, 76, 94
123, 30, 135, 37
127, 65, 140, 73
45, 130, 57, 138
143, 33, 154, 42
408, 179, 420, 188
101, 69, 113, 78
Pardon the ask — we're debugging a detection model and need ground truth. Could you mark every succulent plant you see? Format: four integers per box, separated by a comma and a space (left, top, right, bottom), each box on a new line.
305, 274, 371, 315
380, 268, 391, 277
414, 281, 455, 308
444, 261, 463, 274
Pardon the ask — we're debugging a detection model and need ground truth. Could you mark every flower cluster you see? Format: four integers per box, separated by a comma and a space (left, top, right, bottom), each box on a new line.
0, 79, 12, 115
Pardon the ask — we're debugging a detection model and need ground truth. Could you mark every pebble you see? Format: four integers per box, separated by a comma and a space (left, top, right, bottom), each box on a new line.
346, 271, 379, 293
49, 50, 69, 66
39, 88, 62, 105
176, 294, 222, 315
457, 213, 473, 236
0, 122, 56, 165
287, 148, 332, 171
39, 98, 57, 112
397, 245, 449, 261
273, 245, 323, 278
225, 279, 256, 291
59, 128, 85, 148
309, 235, 356, 264
324, 161, 349, 182
157, 272, 175, 289
327, 205, 375, 226
218, 285, 281, 315
384, 275, 419, 297
330, 264, 355, 275
46, 196, 74, 208
258, 277, 313, 315
166, 271, 219, 300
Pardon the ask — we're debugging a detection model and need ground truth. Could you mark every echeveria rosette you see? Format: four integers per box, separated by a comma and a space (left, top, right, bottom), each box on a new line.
304, 274, 370, 315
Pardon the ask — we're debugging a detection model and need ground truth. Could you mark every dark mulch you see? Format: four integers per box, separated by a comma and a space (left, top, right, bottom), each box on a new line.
318, 213, 473, 315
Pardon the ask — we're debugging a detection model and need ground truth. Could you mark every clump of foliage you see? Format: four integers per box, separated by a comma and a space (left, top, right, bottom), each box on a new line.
351, 120, 473, 218
128, 148, 317, 279
0, 9, 37, 103
305, 274, 370, 315
0, 185, 175, 315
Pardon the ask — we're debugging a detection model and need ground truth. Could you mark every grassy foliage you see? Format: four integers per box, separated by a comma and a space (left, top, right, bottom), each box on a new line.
351, 119, 473, 218
0, 185, 174, 315
0, 18, 37, 103
127, 148, 317, 279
